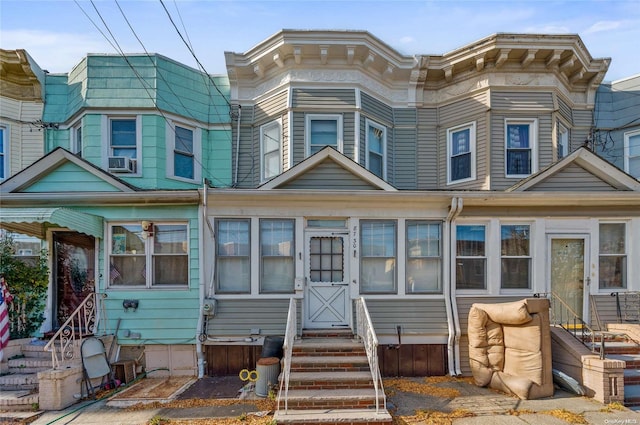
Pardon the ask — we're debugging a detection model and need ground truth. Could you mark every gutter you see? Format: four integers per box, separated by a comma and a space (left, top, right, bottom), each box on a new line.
0, 191, 201, 206
196, 181, 207, 379
444, 197, 463, 376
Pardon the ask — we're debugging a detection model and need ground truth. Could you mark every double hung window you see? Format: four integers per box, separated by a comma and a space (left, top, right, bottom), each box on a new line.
173, 125, 194, 180
360, 220, 396, 294
0, 124, 6, 180
110, 118, 137, 159
365, 119, 386, 179
260, 219, 295, 293
505, 119, 537, 177
624, 130, 640, 178
406, 221, 442, 293
500, 224, 531, 289
447, 122, 475, 183
109, 223, 188, 287
599, 223, 627, 289
456, 225, 486, 290
215, 219, 250, 293
261, 120, 282, 181
306, 114, 343, 156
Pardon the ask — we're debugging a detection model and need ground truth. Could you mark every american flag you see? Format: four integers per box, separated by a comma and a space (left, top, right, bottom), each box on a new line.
0, 275, 13, 362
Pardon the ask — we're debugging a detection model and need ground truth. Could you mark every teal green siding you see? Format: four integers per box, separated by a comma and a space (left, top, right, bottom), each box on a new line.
79, 205, 201, 345
23, 162, 122, 192
205, 128, 233, 187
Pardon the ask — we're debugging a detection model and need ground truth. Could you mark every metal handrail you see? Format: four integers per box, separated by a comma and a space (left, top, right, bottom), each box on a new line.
550, 291, 607, 358
355, 297, 385, 414
43, 292, 106, 369
277, 297, 297, 413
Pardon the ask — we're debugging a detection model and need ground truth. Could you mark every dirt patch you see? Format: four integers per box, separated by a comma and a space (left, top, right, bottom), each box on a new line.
111, 377, 194, 401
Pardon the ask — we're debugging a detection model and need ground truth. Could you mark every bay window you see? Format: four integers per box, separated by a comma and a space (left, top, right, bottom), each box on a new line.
624, 129, 640, 178
306, 114, 343, 156
366, 119, 386, 179
505, 119, 537, 177
447, 122, 476, 183
261, 120, 282, 181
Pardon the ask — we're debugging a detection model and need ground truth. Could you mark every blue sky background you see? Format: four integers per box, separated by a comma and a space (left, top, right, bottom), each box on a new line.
1, 0, 638, 81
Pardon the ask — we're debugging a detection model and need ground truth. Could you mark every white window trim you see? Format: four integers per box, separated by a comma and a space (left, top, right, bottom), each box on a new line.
624, 129, 640, 178
260, 119, 282, 183
364, 118, 387, 180
71, 120, 83, 156
558, 123, 569, 160
107, 222, 190, 289
102, 115, 142, 176
499, 223, 532, 291
504, 118, 538, 178
165, 121, 202, 183
598, 221, 629, 292
305, 114, 343, 157
446, 121, 476, 185
0, 123, 8, 181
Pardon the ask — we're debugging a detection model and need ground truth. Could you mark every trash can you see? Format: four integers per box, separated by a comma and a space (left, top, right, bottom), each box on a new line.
255, 357, 280, 398
261, 335, 284, 359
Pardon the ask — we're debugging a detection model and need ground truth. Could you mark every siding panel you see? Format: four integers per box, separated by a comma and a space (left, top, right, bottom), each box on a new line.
527, 163, 618, 191
491, 91, 554, 111
206, 299, 293, 336
281, 160, 379, 190
292, 88, 356, 108
365, 299, 449, 337
416, 108, 438, 189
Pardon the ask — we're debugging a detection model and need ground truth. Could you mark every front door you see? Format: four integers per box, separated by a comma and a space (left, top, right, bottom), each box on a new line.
53, 232, 96, 328
304, 232, 350, 329
549, 236, 589, 323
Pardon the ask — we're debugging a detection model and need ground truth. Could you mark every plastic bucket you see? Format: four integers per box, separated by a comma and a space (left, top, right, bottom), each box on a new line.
261, 335, 284, 359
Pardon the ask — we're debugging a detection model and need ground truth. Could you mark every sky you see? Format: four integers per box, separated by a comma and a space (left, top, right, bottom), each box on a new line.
1, 0, 639, 82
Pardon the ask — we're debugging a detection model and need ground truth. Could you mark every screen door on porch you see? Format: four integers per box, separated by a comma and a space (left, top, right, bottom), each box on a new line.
305, 234, 349, 329
550, 237, 588, 324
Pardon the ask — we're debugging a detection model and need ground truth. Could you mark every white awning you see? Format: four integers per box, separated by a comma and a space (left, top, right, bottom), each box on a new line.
0, 207, 103, 239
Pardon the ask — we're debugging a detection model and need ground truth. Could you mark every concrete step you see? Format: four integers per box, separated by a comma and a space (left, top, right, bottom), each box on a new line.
283, 388, 384, 410
0, 390, 39, 410
21, 343, 53, 359
273, 408, 392, 424
0, 373, 39, 391
290, 355, 370, 372
287, 371, 374, 390
8, 358, 53, 374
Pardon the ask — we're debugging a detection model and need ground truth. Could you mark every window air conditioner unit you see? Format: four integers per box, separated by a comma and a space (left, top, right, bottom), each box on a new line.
108, 156, 135, 173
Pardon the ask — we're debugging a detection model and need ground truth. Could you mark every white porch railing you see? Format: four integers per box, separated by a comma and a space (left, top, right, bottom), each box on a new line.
277, 297, 297, 413
44, 292, 107, 369
355, 297, 385, 414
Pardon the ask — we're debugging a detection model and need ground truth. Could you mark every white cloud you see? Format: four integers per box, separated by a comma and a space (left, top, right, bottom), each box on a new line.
523, 25, 571, 34
583, 20, 623, 35
399, 36, 415, 44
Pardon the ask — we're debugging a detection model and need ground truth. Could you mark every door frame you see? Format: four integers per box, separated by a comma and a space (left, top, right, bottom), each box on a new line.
303, 229, 351, 329
546, 233, 591, 323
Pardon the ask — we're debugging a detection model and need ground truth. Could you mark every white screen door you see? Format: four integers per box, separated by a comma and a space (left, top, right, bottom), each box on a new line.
304, 233, 350, 329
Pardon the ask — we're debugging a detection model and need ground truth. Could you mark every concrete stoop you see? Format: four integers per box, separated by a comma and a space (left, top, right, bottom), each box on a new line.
0, 341, 50, 410
274, 329, 392, 425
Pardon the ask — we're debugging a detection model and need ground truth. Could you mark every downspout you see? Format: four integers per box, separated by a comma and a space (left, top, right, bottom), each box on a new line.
233, 105, 242, 187
196, 180, 207, 378
444, 197, 463, 376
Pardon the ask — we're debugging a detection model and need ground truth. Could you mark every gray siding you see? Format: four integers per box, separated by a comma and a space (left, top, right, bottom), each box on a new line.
438, 93, 489, 189
361, 92, 393, 124
291, 111, 356, 165
364, 299, 449, 337
234, 105, 256, 188
292, 88, 356, 108
491, 91, 554, 111
392, 109, 418, 189
280, 159, 379, 190
490, 112, 553, 190
206, 299, 291, 336
557, 96, 573, 125
526, 163, 618, 191
416, 108, 438, 189
254, 90, 288, 123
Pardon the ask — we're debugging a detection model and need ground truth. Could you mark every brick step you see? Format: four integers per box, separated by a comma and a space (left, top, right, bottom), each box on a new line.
292, 338, 366, 357
607, 354, 640, 369
273, 408, 392, 424
286, 371, 374, 390
283, 388, 384, 410
0, 390, 39, 410
301, 329, 355, 339
291, 355, 370, 372
0, 373, 39, 391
